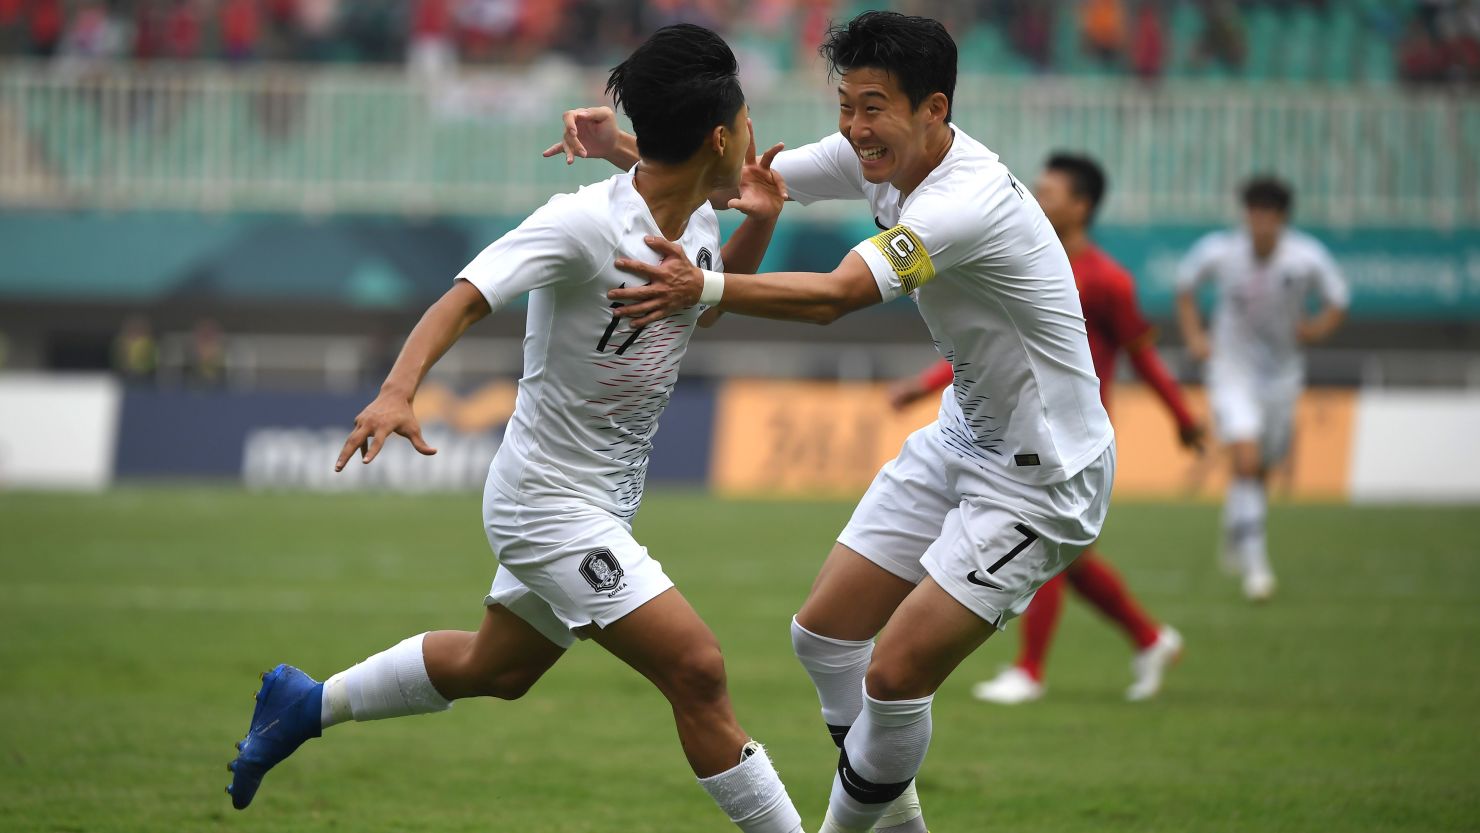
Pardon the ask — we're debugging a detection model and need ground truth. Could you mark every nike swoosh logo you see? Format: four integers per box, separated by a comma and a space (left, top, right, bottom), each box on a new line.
965, 571, 1005, 590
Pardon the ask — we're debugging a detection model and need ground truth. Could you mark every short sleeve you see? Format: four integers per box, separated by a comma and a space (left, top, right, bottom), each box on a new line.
1305, 238, 1350, 309
771, 133, 866, 206
1175, 233, 1224, 291
457, 195, 606, 311
850, 192, 979, 302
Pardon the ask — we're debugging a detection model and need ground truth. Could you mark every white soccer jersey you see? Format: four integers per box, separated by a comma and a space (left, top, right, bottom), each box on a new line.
773, 127, 1113, 486
458, 169, 719, 519
1175, 228, 1349, 385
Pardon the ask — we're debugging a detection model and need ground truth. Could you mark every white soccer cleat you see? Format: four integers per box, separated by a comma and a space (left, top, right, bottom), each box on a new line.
1126, 625, 1183, 702
970, 667, 1044, 705
1243, 569, 1277, 602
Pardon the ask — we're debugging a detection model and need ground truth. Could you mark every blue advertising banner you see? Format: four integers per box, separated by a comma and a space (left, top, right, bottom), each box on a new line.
113, 380, 717, 489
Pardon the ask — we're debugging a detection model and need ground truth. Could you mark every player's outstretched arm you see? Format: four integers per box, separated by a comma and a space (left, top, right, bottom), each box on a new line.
542, 106, 639, 169
612, 240, 880, 328
543, 107, 745, 209
335, 280, 491, 471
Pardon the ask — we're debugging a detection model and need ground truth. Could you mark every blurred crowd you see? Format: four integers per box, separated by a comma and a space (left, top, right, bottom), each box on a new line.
0, 1, 1477, 84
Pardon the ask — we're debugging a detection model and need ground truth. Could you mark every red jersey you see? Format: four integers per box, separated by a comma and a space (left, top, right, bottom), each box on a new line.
916, 244, 1193, 430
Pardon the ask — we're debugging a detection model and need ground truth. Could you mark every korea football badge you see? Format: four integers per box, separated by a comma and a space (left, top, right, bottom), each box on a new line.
579, 548, 626, 595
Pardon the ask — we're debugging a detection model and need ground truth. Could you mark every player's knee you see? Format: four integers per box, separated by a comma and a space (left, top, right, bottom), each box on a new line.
864, 659, 930, 702
467, 662, 544, 701
663, 644, 729, 708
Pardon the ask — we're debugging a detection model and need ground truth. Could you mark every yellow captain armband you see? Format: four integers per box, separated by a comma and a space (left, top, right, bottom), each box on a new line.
867, 226, 936, 293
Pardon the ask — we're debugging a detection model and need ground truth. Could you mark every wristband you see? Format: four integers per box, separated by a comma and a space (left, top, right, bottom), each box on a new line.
699, 269, 726, 305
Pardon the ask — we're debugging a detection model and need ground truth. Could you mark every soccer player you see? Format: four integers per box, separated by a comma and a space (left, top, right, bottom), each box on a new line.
891, 153, 1200, 705
552, 13, 1117, 832
225, 26, 812, 833
1175, 176, 1348, 601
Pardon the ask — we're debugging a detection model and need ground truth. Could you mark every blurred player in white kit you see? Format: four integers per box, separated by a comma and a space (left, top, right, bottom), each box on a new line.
1176, 176, 1349, 601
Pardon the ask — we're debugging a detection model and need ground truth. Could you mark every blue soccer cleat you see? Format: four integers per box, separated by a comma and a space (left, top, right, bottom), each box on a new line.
227, 664, 323, 810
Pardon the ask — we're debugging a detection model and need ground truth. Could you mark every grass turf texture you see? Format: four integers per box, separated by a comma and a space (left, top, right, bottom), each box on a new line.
1, 489, 1477, 832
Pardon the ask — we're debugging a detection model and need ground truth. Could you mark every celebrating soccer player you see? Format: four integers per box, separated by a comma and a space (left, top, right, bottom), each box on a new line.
225, 25, 813, 833
893, 153, 1199, 705
1176, 177, 1349, 601
551, 12, 1119, 832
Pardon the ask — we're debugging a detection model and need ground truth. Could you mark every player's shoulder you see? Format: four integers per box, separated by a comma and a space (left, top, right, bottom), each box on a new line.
529, 172, 630, 246
1081, 246, 1137, 289
1281, 228, 1335, 260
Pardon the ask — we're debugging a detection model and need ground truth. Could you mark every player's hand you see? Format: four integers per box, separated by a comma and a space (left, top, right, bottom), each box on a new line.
611, 237, 704, 328
887, 379, 931, 412
1185, 334, 1211, 363
727, 120, 787, 221
334, 392, 437, 471
1295, 318, 1330, 345
542, 106, 619, 165
1178, 421, 1208, 455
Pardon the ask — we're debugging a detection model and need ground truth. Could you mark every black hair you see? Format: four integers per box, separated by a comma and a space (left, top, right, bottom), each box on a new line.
1046, 152, 1108, 224
606, 24, 745, 165
1241, 175, 1294, 215
820, 11, 957, 121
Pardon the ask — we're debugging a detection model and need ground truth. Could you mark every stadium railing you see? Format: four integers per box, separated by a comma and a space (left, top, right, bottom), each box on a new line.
1, 61, 1477, 229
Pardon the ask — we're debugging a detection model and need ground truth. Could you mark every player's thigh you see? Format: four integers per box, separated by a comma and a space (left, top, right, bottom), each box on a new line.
808, 425, 957, 640
485, 499, 674, 647
1258, 384, 1299, 468
796, 542, 916, 641
587, 587, 729, 703
924, 445, 1114, 630
866, 576, 998, 700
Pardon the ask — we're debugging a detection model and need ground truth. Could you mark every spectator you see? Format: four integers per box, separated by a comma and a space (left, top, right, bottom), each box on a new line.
1194, 0, 1246, 70
187, 319, 228, 387
163, 0, 203, 60
1082, 0, 1128, 65
1010, 0, 1055, 71
408, 0, 455, 76
0, 0, 24, 55
1130, 0, 1166, 80
1399, 18, 1449, 84
220, 0, 263, 63
113, 317, 158, 383
55, 1, 127, 70
27, 0, 65, 58
294, 0, 341, 61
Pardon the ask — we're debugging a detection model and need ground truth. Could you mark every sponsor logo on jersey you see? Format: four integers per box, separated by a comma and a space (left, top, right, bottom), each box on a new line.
579, 548, 626, 594
696, 247, 713, 271
867, 226, 936, 293
1014, 453, 1041, 467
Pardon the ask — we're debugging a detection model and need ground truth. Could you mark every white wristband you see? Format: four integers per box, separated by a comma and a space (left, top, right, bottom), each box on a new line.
699, 269, 726, 305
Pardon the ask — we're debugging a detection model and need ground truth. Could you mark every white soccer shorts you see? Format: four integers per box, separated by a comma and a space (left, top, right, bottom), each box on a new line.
1209, 369, 1299, 466
837, 423, 1115, 628
482, 490, 674, 649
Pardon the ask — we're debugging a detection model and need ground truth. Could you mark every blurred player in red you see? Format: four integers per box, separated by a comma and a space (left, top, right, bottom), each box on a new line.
890, 153, 1203, 704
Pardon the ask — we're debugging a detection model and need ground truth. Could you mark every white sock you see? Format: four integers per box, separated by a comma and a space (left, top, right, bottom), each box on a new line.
826, 690, 934, 832
697, 742, 804, 833
1226, 478, 1271, 576
790, 617, 872, 744
320, 633, 451, 729
793, 619, 926, 831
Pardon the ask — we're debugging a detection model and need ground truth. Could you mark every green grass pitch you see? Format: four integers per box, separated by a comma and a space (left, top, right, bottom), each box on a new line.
2, 489, 1477, 832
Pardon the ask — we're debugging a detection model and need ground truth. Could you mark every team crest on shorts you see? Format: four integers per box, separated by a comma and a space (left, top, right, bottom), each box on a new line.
579, 548, 625, 594
696, 247, 713, 270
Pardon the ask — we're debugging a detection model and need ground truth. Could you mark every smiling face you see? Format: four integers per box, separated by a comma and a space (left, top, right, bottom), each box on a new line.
836, 66, 949, 190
